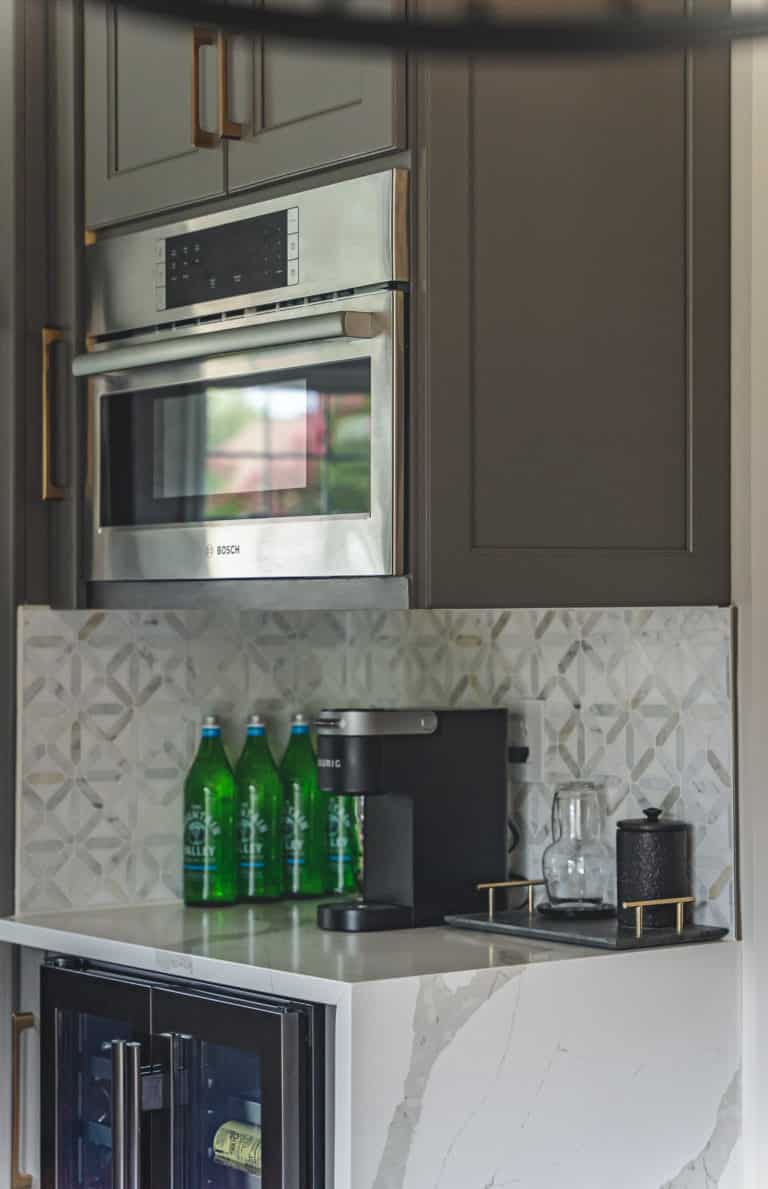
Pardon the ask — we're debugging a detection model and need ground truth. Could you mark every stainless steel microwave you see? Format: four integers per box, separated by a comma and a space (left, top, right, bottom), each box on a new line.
74, 171, 407, 585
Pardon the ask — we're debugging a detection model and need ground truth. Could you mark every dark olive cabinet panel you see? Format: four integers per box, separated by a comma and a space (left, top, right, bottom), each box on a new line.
227, 0, 405, 193
413, 17, 730, 607
84, 0, 225, 227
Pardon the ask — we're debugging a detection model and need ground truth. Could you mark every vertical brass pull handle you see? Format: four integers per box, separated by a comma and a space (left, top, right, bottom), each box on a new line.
41, 327, 65, 501
11, 1011, 34, 1189
218, 32, 243, 140
192, 27, 219, 148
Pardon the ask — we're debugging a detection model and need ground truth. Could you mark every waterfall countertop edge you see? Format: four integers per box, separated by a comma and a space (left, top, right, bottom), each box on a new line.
0, 898, 738, 1006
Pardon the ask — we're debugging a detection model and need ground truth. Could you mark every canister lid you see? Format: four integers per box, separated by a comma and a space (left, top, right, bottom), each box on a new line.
617, 807, 687, 832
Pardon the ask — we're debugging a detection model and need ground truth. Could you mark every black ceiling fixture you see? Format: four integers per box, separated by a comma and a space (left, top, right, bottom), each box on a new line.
117, 0, 768, 57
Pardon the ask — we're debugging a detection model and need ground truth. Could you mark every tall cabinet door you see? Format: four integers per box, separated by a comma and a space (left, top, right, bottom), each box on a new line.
227, 0, 405, 194
152, 987, 308, 1189
84, 1, 225, 228
412, 0, 730, 608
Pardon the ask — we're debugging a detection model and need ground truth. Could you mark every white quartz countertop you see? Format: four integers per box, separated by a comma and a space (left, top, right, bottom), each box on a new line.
0, 899, 604, 1003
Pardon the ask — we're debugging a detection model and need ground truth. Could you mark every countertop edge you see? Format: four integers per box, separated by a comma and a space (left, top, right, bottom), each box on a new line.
0, 916, 351, 1006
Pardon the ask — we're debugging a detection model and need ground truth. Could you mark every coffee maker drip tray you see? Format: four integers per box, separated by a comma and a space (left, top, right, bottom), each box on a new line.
444, 908, 728, 951
317, 901, 414, 932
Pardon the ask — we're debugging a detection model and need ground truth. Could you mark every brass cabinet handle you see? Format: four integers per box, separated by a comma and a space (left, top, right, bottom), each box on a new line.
11, 1011, 34, 1189
192, 27, 219, 148
41, 327, 65, 501
218, 32, 243, 140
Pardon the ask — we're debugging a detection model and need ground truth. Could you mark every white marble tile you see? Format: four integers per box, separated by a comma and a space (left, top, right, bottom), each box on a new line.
16, 606, 735, 927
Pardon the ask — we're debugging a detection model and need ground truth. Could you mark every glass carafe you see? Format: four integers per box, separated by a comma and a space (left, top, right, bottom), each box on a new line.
541, 780, 613, 914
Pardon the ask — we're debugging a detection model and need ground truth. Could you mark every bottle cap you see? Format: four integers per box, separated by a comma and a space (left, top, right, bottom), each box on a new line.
201, 714, 220, 736
292, 712, 307, 724
291, 712, 309, 734
248, 714, 264, 727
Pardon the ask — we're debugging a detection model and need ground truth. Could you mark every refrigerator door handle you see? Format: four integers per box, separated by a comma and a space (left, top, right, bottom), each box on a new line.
155, 1032, 188, 1189
126, 1043, 142, 1189
110, 1040, 127, 1189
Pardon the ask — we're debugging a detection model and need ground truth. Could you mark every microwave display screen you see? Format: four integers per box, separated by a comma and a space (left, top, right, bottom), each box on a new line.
165, 211, 288, 308
100, 359, 371, 528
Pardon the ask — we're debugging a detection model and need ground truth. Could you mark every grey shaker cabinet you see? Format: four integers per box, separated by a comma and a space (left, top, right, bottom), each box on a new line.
411, 5, 731, 607
227, 0, 406, 194
84, 0, 225, 228
84, 0, 405, 227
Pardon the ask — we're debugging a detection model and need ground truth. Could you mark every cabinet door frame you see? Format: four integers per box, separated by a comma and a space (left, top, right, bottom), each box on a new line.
412, 21, 731, 609
84, 0, 226, 228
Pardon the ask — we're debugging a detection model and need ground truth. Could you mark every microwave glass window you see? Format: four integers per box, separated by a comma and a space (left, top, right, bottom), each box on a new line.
100, 359, 372, 528
154, 380, 309, 501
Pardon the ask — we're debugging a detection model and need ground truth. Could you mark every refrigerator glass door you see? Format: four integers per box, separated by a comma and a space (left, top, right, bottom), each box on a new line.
42, 967, 152, 1189
153, 988, 305, 1189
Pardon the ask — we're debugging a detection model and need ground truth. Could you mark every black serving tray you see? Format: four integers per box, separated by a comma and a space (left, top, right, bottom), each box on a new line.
444, 908, 728, 950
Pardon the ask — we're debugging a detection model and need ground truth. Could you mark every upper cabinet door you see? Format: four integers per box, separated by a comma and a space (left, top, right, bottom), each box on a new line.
84, 1, 226, 228
413, 1, 730, 608
227, 0, 406, 194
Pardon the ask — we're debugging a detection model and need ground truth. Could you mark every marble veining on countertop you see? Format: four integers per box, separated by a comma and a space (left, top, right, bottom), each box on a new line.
0, 898, 604, 999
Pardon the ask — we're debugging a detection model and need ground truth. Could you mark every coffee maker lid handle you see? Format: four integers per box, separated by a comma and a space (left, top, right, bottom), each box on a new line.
315, 710, 439, 736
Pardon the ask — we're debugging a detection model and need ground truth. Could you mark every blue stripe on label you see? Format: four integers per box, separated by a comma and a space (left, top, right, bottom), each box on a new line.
286, 858, 305, 866
184, 864, 216, 871
329, 855, 352, 863
240, 862, 266, 869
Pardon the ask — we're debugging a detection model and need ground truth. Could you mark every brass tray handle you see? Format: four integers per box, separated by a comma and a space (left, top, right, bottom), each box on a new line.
41, 327, 65, 501
622, 895, 696, 939
11, 1011, 34, 1189
218, 32, 243, 140
193, 27, 219, 148
476, 879, 546, 920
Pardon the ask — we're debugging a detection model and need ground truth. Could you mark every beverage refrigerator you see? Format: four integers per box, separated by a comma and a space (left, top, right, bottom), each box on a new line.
40, 958, 328, 1189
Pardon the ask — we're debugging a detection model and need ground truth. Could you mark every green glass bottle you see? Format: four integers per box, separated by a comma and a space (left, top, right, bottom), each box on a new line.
281, 713, 327, 897
327, 795, 361, 896
183, 715, 237, 907
235, 714, 284, 902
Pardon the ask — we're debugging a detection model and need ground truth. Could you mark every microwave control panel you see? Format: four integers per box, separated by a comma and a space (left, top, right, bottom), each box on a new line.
155, 207, 300, 311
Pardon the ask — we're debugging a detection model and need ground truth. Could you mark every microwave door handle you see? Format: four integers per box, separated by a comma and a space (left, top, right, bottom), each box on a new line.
72, 310, 378, 378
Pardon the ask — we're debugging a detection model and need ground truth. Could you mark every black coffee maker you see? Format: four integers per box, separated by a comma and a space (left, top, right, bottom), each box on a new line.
315, 708, 508, 932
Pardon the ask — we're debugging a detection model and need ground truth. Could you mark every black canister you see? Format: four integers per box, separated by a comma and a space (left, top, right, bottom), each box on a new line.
616, 808, 691, 929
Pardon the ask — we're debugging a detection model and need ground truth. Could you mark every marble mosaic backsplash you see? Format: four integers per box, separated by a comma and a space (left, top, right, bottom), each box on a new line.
16, 606, 735, 928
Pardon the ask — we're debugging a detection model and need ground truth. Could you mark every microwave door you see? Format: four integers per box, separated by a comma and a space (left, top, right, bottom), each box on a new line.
84, 290, 401, 583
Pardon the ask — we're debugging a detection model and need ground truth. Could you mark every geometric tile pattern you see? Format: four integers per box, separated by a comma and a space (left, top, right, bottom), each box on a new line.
16, 605, 735, 929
